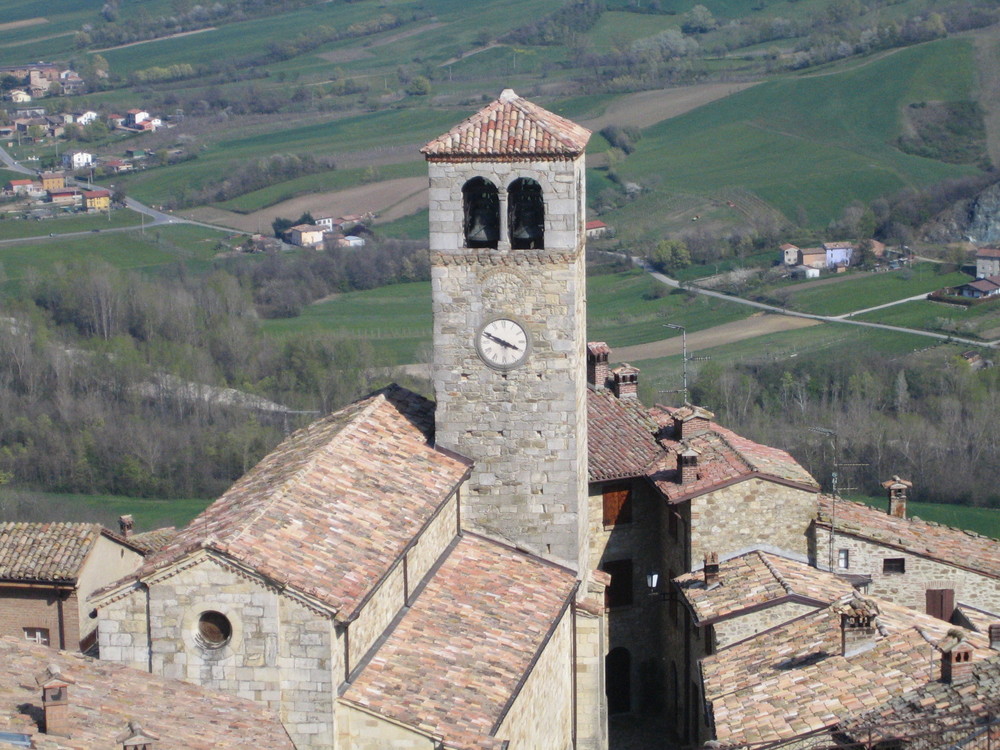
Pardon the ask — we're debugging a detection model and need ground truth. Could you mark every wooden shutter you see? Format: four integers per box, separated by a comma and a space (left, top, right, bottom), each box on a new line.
926, 589, 955, 621
603, 484, 632, 526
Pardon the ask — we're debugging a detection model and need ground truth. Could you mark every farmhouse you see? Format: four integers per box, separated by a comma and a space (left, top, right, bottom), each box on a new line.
82, 189, 111, 212
61, 150, 93, 170
977, 247, 1000, 278
39, 172, 64, 191
586, 219, 611, 238
958, 274, 1000, 299
287, 223, 326, 247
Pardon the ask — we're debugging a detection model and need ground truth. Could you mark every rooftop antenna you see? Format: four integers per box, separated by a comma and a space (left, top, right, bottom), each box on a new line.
661, 323, 710, 405
809, 427, 866, 570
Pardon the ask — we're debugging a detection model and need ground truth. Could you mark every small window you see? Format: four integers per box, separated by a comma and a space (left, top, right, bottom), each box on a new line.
603, 484, 632, 527
197, 611, 232, 648
603, 559, 633, 609
23, 627, 49, 646
838, 549, 850, 569
883, 557, 906, 575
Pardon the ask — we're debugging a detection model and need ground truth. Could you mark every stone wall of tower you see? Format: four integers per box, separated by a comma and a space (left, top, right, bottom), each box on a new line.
429, 156, 588, 569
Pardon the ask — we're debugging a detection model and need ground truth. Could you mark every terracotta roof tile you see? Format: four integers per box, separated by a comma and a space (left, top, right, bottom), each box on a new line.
127, 385, 470, 620
953, 603, 1000, 635
586, 388, 661, 482
0, 523, 104, 583
0, 636, 293, 749
676, 551, 855, 624
342, 534, 576, 746
702, 596, 993, 746
976, 247, 1000, 258
126, 527, 176, 554
422, 89, 591, 159
817, 497, 1000, 578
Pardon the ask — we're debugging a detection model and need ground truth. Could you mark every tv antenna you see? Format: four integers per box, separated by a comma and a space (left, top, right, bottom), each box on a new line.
659, 323, 710, 404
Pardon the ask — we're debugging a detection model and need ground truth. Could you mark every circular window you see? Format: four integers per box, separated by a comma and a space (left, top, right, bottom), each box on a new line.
197, 611, 232, 648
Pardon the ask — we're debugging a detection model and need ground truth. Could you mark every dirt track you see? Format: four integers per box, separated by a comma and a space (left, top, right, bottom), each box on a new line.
579, 82, 758, 131
182, 176, 427, 231
611, 314, 820, 362
0, 18, 47, 31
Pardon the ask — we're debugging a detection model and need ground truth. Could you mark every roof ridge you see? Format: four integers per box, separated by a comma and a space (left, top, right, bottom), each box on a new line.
222, 393, 387, 551
709, 428, 757, 474
758, 551, 793, 595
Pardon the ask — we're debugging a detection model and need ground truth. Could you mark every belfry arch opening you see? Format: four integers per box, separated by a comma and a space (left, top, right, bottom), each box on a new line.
508, 177, 544, 249
462, 177, 499, 248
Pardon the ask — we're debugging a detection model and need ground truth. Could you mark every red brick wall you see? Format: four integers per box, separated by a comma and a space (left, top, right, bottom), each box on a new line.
0, 586, 79, 650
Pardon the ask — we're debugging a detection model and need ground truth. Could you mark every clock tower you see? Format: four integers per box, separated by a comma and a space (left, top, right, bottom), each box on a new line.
422, 90, 591, 569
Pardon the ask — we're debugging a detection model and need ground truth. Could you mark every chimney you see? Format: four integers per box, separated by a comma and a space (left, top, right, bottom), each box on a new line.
989, 623, 1000, 650
836, 596, 879, 657
677, 444, 700, 485
672, 404, 714, 440
117, 720, 159, 749
940, 631, 975, 684
587, 342, 611, 389
610, 364, 639, 400
703, 552, 720, 587
881, 476, 912, 519
38, 664, 75, 737
118, 514, 134, 538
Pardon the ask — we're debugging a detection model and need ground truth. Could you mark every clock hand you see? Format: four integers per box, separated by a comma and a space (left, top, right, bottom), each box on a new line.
484, 331, 518, 349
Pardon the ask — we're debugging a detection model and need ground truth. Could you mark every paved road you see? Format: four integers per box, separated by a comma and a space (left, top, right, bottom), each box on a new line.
638, 260, 999, 350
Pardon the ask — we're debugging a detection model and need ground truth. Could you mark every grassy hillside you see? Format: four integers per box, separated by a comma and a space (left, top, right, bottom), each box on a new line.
611, 38, 981, 237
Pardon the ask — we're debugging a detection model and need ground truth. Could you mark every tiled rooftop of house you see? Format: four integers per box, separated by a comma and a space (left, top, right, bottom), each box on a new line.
646, 407, 818, 502
0, 523, 121, 583
421, 88, 591, 158
817, 496, 1000, 578
953, 603, 1000, 635
126, 527, 176, 554
837, 655, 1000, 749
702, 595, 994, 746
587, 388, 662, 482
126, 385, 471, 621
0, 636, 293, 749
977, 247, 1000, 258
676, 551, 855, 625
341, 533, 577, 750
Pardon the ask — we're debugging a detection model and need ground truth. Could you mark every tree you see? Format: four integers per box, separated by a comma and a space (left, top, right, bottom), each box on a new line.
405, 76, 431, 96
682, 4, 717, 33
648, 239, 691, 273
272, 217, 294, 238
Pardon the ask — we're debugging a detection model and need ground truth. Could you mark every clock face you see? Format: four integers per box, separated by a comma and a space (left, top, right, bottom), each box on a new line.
476, 317, 530, 370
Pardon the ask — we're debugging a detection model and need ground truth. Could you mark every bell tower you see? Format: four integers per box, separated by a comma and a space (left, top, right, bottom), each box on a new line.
422, 89, 591, 569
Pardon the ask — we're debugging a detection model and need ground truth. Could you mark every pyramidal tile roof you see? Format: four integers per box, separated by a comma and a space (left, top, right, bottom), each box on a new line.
122, 385, 471, 621
421, 89, 591, 159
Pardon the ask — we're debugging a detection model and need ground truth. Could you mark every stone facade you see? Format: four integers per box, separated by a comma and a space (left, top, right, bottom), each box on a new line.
99, 554, 338, 749
814, 528, 1000, 616
429, 155, 589, 569
689, 478, 817, 567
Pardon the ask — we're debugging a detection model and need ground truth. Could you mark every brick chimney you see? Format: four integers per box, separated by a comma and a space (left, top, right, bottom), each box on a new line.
587, 342, 611, 390
672, 404, 714, 440
989, 623, 1000, 650
117, 720, 159, 749
38, 664, 75, 737
610, 364, 639, 400
880, 476, 912, 519
703, 552, 720, 587
677, 444, 700, 485
940, 631, 974, 684
836, 596, 879, 657
118, 514, 134, 538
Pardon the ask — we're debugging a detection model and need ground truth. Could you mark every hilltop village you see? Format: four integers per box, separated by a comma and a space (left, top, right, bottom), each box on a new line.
0, 92, 999, 750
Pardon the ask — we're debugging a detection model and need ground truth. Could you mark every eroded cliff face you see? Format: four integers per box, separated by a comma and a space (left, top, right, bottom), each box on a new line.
921, 180, 1000, 243
967, 182, 1000, 243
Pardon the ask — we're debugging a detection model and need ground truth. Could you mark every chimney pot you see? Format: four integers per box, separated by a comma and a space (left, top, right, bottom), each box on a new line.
587, 342, 611, 390
703, 552, 720, 587
672, 404, 715, 440
38, 664, 75, 738
677, 444, 700, 485
941, 638, 975, 684
881, 475, 912, 519
118, 514, 134, 538
610, 364, 639, 400
989, 623, 1000, 650
837, 596, 879, 657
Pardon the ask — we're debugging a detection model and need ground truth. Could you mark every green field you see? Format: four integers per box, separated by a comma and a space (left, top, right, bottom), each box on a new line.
0, 224, 237, 282
852, 495, 1000, 539
856, 298, 1000, 339
587, 269, 750, 345
779, 265, 971, 316
612, 38, 981, 234
2, 490, 213, 530
0, 209, 143, 240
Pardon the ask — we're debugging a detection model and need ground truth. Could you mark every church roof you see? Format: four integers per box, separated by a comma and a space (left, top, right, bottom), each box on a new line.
675, 550, 855, 625
587, 388, 662, 482
0, 523, 137, 584
125, 385, 471, 621
0, 636, 294, 749
341, 533, 576, 749
702, 597, 993, 746
816, 497, 1000, 579
421, 89, 591, 159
